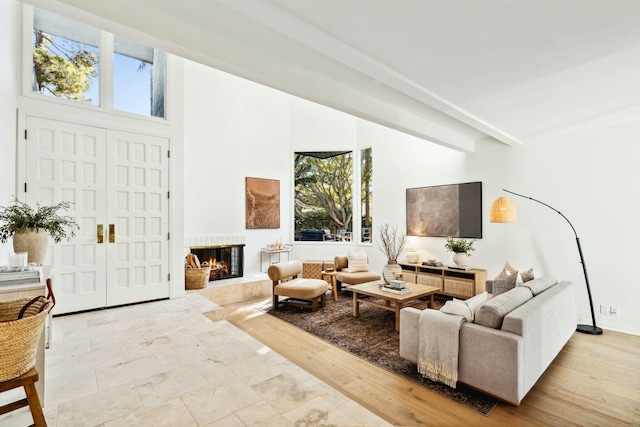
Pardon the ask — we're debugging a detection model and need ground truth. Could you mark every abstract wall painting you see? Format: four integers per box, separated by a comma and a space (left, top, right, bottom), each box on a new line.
246, 177, 280, 229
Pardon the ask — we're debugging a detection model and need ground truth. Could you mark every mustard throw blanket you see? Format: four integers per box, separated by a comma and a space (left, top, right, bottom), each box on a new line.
417, 309, 466, 388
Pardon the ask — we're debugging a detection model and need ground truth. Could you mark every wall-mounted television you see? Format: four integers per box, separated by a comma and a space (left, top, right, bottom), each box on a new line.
406, 182, 482, 238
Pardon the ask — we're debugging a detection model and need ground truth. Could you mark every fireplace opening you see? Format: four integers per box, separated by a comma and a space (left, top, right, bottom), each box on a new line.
190, 244, 244, 281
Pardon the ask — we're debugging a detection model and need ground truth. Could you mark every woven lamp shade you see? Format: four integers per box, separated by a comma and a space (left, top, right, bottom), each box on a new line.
490, 197, 517, 223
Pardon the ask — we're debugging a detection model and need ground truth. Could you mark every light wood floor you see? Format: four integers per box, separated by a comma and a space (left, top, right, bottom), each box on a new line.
223, 296, 640, 427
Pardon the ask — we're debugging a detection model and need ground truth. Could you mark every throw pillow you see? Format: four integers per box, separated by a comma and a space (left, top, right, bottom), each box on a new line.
495, 261, 517, 279
492, 272, 518, 296
347, 249, 368, 272
504, 261, 518, 275
521, 267, 535, 283
463, 292, 490, 321
440, 299, 473, 321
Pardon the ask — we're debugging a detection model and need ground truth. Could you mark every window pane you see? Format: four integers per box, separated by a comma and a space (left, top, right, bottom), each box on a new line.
294, 152, 353, 242
33, 8, 99, 104
361, 147, 373, 242
114, 36, 166, 118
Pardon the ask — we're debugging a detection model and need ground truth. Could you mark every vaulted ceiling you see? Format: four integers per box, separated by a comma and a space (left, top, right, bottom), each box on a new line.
27, 0, 640, 152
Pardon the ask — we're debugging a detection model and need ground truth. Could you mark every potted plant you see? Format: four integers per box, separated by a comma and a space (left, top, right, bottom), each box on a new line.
377, 223, 407, 283
0, 198, 79, 264
444, 236, 475, 267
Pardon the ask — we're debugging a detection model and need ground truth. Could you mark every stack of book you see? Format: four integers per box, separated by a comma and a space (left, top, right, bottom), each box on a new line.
0, 268, 41, 287
381, 279, 412, 294
448, 265, 471, 270
422, 261, 443, 267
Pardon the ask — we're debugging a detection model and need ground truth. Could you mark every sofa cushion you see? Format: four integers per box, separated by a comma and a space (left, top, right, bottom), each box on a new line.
347, 249, 369, 272
441, 299, 472, 321
474, 286, 534, 329
464, 292, 491, 321
336, 271, 381, 285
493, 272, 518, 296
273, 278, 328, 299
441, 292, 490, 322
518, 275, 557, 296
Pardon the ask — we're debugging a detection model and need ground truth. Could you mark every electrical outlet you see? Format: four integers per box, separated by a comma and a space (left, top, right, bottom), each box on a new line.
610, 307, 619, 316
600, 305, 608, 315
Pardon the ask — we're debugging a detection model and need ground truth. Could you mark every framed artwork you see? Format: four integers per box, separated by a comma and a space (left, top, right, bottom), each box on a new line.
246, 177, 280, 229
406, 182, 482, 238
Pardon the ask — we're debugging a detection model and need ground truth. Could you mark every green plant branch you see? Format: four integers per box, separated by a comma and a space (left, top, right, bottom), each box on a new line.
0, 198, 79, 243
444, 236, 476, 256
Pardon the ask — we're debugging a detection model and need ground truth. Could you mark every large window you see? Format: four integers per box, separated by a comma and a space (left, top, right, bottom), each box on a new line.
361, 147, 373, 243
294, 151, 353, 242
33, 8, 100, 104
294, 148, 373, 243
31, 7, 166, 119
114, 36, 165, 118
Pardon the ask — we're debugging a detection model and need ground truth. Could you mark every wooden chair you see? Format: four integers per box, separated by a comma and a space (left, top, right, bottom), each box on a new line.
0, 368, 47, 426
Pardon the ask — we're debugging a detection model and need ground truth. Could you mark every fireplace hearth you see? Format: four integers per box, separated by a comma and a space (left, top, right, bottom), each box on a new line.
190, 244, 244, 281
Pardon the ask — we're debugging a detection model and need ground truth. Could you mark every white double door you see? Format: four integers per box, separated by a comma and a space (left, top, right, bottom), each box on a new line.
24, 116, 170, 314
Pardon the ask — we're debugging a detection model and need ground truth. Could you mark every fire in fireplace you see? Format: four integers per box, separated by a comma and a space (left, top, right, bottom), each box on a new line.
190, 244, 244, 281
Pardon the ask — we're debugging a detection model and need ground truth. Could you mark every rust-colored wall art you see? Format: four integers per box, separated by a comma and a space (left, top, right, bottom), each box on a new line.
246, 177, 280, 229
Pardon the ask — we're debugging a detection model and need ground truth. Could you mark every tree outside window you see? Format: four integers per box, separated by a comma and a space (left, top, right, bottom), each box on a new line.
294, 152, 353, 241
361, 147, 373, 242
33, 8, 99, 104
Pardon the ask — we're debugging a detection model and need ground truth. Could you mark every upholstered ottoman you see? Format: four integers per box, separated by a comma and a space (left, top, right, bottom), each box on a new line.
269, 260, 329, 311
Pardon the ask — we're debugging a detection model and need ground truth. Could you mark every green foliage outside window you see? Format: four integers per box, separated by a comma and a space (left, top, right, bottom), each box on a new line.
294, 152, 353, 240
33, 30, 98, 103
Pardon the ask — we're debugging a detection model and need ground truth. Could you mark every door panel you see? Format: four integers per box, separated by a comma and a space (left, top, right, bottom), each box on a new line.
25, 117, 107, 314
25, 117, 170, 314
106, 130, 170, 306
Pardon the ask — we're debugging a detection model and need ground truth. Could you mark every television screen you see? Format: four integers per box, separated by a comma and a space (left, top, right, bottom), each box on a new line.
406, 182, 482, 238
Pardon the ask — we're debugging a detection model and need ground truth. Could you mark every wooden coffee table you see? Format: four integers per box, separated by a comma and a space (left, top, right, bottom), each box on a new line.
349, 280, 440, 331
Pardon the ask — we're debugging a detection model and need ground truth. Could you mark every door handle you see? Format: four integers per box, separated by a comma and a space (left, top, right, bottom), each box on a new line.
109, 224, 115, 243
97, 224, 104, 244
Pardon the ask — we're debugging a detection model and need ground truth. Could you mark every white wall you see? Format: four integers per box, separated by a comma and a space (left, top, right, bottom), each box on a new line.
0, 0, 18, 257
183, 61, 291, 273
183, 61, 471, 274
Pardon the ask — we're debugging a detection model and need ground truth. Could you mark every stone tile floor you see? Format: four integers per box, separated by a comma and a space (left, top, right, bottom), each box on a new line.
0, 293, 391, 427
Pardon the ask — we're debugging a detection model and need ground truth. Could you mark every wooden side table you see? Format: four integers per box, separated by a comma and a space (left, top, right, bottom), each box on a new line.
321, 270, 338, 301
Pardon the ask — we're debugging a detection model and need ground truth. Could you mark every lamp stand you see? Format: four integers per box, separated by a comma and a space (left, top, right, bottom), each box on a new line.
503, 190, 603, 335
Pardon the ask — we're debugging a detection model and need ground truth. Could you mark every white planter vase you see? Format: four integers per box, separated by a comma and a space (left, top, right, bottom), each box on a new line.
382, 260, 403, 283
452, 252, 468, 267
13, 228, 49, 264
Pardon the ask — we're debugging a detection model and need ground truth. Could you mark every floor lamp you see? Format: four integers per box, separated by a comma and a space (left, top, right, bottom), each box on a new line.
490, 189, 603, 335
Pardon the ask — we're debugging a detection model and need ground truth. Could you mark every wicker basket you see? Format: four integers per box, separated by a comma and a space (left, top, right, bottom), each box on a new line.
185, 266, 211, 290
0, 296, 53, 382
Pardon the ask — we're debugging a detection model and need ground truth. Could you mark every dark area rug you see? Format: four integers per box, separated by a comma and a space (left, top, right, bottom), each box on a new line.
263, 292, 498, 416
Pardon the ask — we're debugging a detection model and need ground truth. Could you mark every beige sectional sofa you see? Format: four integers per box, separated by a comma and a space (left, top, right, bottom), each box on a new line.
399, 276, 576, 405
